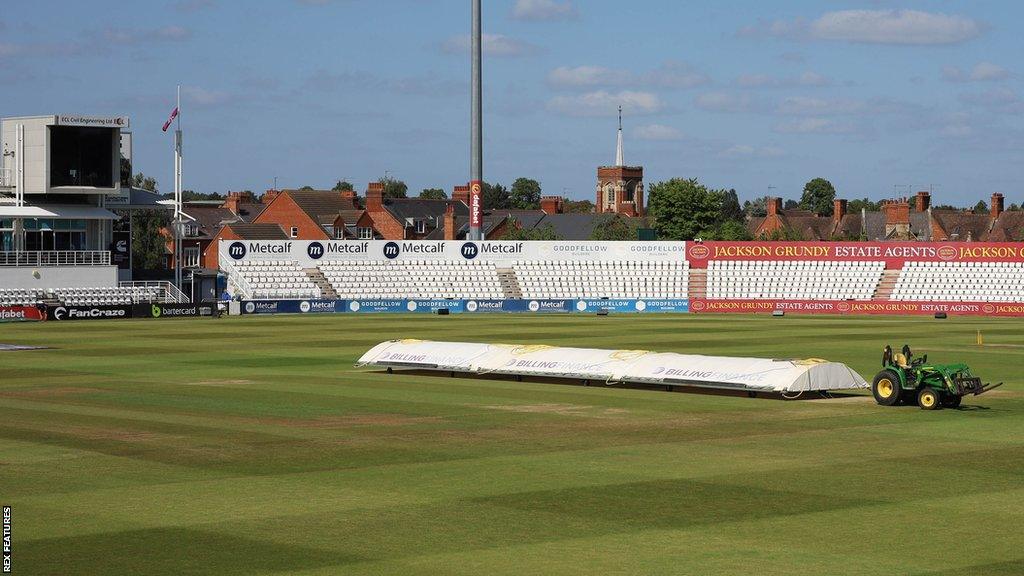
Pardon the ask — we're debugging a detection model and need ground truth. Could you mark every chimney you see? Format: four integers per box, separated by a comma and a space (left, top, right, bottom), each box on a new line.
915, 191, 931, 212
223, 192, 241, 215
540, 196, 563, 215
883, 198, 911, 239
261, 189, 280, 205
991, 193, 1004, 219
767, 197, 783, 216
452, 185, 470, 206
833, 198, 847, 225
366, 182, 384, 212
444, 203, 456, 241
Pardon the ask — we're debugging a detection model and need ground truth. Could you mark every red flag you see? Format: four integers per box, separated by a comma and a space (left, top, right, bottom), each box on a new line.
162, 107, 179, 132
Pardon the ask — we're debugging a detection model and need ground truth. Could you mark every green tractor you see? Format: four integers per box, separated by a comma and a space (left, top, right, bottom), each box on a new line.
872, 345, 1002, 410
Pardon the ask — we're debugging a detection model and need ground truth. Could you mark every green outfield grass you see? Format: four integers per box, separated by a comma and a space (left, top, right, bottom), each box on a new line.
1, 313, 1023, 575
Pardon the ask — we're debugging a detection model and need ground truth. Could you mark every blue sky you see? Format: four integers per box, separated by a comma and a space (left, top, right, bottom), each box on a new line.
2, 1, 1021, 206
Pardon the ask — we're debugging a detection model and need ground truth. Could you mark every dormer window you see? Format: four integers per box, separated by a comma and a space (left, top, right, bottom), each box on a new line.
415, 220, 426, 234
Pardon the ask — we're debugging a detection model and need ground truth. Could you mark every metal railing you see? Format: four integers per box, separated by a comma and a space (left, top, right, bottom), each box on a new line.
219, 258, 253, 299
0, 168, 11, 189
118, 281, 190, 304
0, 251, 112, 267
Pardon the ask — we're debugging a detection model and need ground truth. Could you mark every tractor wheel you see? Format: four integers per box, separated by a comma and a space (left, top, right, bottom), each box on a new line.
917, 388, 941, 411
941, 394, 963, 409
872, 370, 902, 406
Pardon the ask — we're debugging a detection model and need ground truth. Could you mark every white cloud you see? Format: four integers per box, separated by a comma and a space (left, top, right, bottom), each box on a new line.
512, 0, 577, 22
173, 0, 214, 12
548, 65, 613, 88
958, 88, 1024, 114
736, 71, 831, 88
773, 117, 853, 134
776, 96, 867, 116
942, 62, 1010, 83
182, 86, 231, 106
742, 10, 983, 45
694, 92, 756, 113
547, 61, 708, 90
633, 124, 682, 141
547, 90, 661, 117
441, 33, 540, 57
103, 25, 192, 44
721, 144, 785, 158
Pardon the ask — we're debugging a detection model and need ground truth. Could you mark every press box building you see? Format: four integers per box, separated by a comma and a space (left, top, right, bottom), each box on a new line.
0, 114, 169, 288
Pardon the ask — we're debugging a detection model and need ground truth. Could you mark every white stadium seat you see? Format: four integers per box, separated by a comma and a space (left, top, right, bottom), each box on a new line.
319, 260, 504, 300
705, 260, 883, 301
891, 261, 1024, 302
232, 260, 322, 300
513, 260, 688, 300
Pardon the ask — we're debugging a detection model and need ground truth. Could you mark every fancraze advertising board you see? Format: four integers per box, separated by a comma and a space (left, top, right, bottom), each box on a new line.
46, 305, 133, 321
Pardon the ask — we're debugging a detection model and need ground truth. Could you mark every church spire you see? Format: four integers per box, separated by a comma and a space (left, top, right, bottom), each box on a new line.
615, 106, 624, 166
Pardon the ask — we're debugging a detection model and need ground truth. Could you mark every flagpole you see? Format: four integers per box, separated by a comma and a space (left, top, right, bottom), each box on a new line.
174, 85, 183, 295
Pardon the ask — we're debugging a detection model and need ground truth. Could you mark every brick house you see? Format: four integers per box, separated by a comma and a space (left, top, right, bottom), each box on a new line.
253, 189, 362, 240
748, 192, 1021, 241
163, 191, 265, 270
203, 223, 288, 271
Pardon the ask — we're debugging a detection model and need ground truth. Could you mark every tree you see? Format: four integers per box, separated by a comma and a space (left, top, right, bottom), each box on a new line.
132, 173, 158, 192
175, 190, 225, 202
501, 220, 561, 240
482, 182, 510, 210
743, 197, 767, 218
332, 181, 354, 192
420, 188, 447, 200
709, 220, 753, 241
973, 200, 988, 214
1009, 203, 1021, 212
120, 157, 132, 186
380, 176, 408, 199
589, 215, 635, 241
784, 199, 800, 210
848, 197, 881, 213
799, 178, 837, 216
647, 178, 725, 240
510, 177, 542, 210
128, 173, 168, 271
721, 189, 743, 221
563, 199, 595, 213
299, 185, 315, 191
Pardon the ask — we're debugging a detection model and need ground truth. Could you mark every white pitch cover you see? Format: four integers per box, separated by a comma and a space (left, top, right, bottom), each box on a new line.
357, 340, 868, 393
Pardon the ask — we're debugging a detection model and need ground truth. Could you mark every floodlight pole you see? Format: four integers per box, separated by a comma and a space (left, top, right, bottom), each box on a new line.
174, 85, 183, 294
469, 0, 483, 241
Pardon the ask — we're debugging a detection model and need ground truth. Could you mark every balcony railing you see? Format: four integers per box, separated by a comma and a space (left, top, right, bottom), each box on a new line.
119, 280, 190, 304
0, 251, 112, 267
0, 167, 11, 189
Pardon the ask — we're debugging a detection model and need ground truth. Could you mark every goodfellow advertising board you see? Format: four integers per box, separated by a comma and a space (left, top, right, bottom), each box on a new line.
688, 299, 1024, 317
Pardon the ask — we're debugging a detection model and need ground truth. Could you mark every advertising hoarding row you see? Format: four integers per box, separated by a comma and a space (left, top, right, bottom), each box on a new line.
239, 298, 689, 315
43, 303, 215, 321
